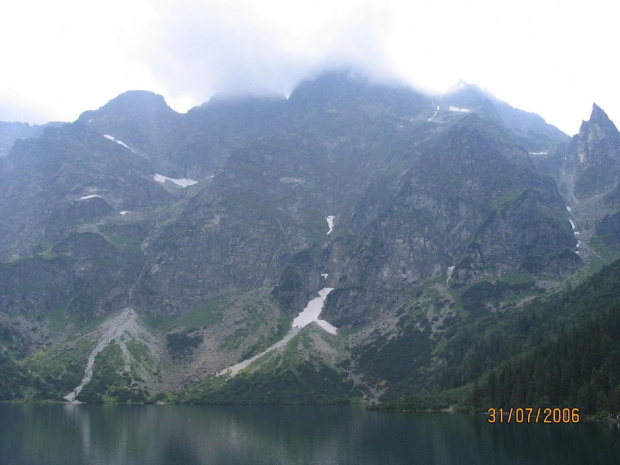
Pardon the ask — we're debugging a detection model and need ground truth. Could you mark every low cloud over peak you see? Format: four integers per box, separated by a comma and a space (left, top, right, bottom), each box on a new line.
146, 3, 397, 112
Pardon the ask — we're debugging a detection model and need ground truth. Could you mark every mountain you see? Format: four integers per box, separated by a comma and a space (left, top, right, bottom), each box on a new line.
0, 120, 65, 157
438, 81, 569, 151
0, 121, 173, 261
78, 90, 287, 180
549, 104, 620, 265
130, 72, 578, 322
565, 104, 620, 199
380, 255, 620, 412
0, 70, 618, 408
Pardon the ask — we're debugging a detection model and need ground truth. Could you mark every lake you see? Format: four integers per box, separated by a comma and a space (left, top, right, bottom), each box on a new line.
1, 404, 620, 464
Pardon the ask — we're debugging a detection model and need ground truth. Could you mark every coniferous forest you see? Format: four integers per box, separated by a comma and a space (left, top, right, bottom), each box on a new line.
389, 258, 620, 414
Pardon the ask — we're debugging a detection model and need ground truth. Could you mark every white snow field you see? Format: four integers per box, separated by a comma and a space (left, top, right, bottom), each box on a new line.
153, 174, 198, 187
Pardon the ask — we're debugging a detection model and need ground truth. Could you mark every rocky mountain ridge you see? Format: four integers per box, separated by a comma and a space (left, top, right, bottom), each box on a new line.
0, 120, 65, 157
0, 70, 618, 405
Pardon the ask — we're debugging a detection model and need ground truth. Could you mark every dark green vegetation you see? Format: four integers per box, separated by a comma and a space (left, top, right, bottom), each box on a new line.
353, 321, 435, 402
22, 337, 96, 400
468, 259, 620, 414
146, 295, 228, 332
0, 348, 52, 401
459, 275, 543, 313
377, 258, 620, 414
178, 330, 357, 404
77, 343, 147, 403
179, 361, 356, 404
240, 313, 292, 360
166, 331, 202, 358
482, 312, 620, 413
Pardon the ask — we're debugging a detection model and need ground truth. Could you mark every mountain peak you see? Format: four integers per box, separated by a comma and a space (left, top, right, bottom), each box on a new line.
289, 68, 370, 100
590, 103, 614, 125
78, 91, 174, 123
101, 90, 171, 112
567, 102, 620, 198
579, 103, 619, 136
446, 79, 471, 94
286, 68, 427, 119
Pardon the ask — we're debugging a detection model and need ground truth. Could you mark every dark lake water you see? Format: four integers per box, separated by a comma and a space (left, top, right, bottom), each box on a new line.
2, 404, 620, 464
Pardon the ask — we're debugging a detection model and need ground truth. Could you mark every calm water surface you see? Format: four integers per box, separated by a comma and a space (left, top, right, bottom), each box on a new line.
2, 404, 620, 464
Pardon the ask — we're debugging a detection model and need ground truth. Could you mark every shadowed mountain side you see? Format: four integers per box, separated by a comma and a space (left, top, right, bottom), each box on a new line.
0, 120, 65, 157
0, 122, 172, 260
565, 104, 620, 199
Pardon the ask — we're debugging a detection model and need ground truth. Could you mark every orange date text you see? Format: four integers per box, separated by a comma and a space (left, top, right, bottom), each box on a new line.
487, 407, 580, 424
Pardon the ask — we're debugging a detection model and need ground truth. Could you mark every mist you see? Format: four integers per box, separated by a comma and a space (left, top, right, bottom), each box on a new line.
146, 4, 399, 111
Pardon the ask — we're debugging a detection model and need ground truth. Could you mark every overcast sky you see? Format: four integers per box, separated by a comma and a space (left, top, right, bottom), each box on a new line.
0, 0, 618, 135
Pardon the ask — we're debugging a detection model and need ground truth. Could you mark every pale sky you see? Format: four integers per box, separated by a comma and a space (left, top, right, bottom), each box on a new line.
0, 0, 618, 135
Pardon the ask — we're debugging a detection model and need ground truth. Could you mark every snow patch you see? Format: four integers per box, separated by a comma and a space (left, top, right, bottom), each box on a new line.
78, 194, 102, 201
153, 174, 198, 187
279, 176, 305, 185
448, 106, 471, 112
321, 273, 328, 279
103, 134, 134, 152
428, 105, 439, 122
316, 319, 338, 335
566, 205, 572, 212
119, 211, 129, 216
217, 287, 338, 377
446, 265, 455, 284
569, 218, 580, 242
293, 288, 334, 329
529, 151, 549, 155
326, 216, 335, 235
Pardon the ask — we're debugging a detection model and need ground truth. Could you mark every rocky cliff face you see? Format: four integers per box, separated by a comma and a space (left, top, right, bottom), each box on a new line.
439, 81, 569, 152
0, 121, 172, 260
0, 120, 65, 157
135, 74, 578, 323
550, 104, 620, 262
1, 70, 614, 403
316, 115, 577, 326
0, 232, 142, 313
350, 117, 574, 282
78, 90, 287, 180
0, 71, 582, 322
565, 104, 620, 199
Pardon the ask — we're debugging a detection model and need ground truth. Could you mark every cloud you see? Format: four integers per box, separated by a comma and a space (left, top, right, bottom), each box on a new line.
0, 98, 54, 124
147, 7, 312, 105
1, 0, 618, 134
145, 2, 398, 110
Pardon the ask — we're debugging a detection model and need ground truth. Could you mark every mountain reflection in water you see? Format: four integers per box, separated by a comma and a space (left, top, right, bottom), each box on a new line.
1, 404, 620, 465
